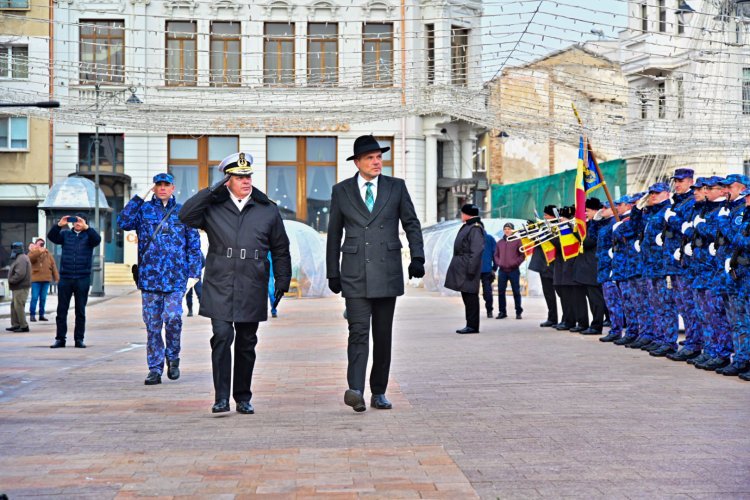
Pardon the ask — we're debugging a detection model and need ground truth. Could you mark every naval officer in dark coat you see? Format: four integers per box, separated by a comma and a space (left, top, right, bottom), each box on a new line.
180, 152, 292, 415
326, 135, 425, 412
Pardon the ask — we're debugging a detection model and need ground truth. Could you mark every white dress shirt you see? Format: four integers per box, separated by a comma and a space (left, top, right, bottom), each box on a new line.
228, 187, 252, 211
357, 174, 378, 205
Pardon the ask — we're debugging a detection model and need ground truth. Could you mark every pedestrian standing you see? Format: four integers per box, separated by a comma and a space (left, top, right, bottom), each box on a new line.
493, 222, 525, 320
6, 242, 31, 333
28, 238, 59, 322
118, 173, 203, 385
326, 135, 425, 412
47, 213, 101, 348
445, 204, 486, 334
480, 230, 497, 318
180, 152, 292, 415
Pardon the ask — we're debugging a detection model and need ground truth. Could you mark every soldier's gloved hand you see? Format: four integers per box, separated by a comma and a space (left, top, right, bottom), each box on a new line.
209, 174, 231, 192
634, 240, 641, 253
328, 277, 342, 294
718, 207, 731, 217
673, 248, 681, 261
725, 257, 732, 274
664, 208, 676, 221
681, 221, 693, 234
613, 220, 623, 231
693, 215, 706, 227
655, 233, 664, 247
708, 242, 717, 256
408, 258, 425, 279
608, 248, 614, 259
684, 243, 693, 256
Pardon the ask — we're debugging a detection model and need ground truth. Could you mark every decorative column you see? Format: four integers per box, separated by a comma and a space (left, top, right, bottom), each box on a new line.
424, 132, 439, 225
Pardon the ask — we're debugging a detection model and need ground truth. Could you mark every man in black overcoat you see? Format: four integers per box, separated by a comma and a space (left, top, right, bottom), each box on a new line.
326, 135, 425, 413
445, 204, 486, 334
573, 198, 606, 335
179, 152, 292, 415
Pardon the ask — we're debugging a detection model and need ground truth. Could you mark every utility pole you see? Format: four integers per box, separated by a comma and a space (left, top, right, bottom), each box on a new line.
91, 83, 105, 296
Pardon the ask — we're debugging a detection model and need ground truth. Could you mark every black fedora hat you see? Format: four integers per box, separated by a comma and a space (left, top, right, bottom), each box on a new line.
346, 135, 391, 161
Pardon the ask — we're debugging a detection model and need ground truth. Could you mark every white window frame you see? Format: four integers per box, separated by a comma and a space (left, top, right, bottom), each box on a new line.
0, 44, 29, 80
0, 115, 29, 151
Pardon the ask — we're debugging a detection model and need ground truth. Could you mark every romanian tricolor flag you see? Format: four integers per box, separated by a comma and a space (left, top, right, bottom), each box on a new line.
558, 222, 580, 261
541, 240, 556, 264
521, 237, 535, 258
574, 137, 589, 243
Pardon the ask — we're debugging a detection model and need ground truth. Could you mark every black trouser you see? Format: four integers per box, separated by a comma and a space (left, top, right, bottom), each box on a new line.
555, 285, 573, 327
344, 297, 396, 395
541, 276, 558, 323
55, 276, 91, 343
497, 268, 523, 316
186, 279, 202, 310
585, 284, 605, 332
571, 285, 590, 328
210, 319, 258, 403
480, 272, 494, 314
461, 292, 480, 330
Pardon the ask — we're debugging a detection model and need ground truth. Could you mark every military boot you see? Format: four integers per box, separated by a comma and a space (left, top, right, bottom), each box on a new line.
667, 348, 700, 362
716, 360, 749, 376
687, 352, 710, 366
167, 358, 180, 380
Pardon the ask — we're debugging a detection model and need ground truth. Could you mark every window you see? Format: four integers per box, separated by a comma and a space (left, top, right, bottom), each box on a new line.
210, 22, 241, 86
451, 26, 469, 86
744, 159, 750, 177
658, 0, 667, 32
637, 90, 648, 119
79, 20, 124, 84
474, 146, 486, 173
0, 116, 28, 150
426, 24, 435, 85
362, 23, 393, 86
677, 0, 685, 35
375, 137, 394, 176
264, 22, 295, 86
0, 45, 28, 79
165, 21, 197, 86
267, 136, 337, 231
168, 136, 239, 203
0, 0, 29, 8
78, 134, 124, 174
641, 3, 648, 32
676, 76, 684, 119
308, 23, 338, 86
658, 82, 666, 119
743, 68, 750, 115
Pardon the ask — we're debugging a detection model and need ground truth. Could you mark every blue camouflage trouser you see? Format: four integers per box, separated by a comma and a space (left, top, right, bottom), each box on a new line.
726, 294, 750, 364
694, 289, 732, 360
635, 278, 657, 341
673, 275, 701, 351
651, 277, 679, 348
142, 291, 184, 374
602, 281, 624, 336
619, 280, 641, 338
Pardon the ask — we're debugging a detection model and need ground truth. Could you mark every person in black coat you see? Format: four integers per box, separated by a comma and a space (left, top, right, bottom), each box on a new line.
179, 152, 292, 415
574, 198, 606, 335
326, 135, 425, 413
528, 207, 558, 327
551, 206, 588, 331
445, 204, 486, 334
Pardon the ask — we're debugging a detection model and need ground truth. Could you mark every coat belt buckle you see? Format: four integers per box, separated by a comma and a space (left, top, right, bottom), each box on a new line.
240, 249, 247, 260
226, 248, 233, 258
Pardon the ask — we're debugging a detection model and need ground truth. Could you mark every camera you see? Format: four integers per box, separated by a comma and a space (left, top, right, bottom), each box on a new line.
67, 216, 78, 223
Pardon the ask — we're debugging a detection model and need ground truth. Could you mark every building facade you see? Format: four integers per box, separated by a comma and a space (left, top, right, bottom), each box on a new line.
50, 0, 485, 264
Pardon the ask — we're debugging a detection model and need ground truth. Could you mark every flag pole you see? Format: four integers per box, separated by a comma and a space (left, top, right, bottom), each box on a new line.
572, 103, 620, 222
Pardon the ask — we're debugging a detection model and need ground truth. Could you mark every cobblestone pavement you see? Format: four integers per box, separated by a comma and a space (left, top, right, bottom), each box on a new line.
0, 288, 748, 499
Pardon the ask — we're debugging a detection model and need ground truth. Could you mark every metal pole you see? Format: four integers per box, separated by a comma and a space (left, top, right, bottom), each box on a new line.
91, 83, 104, 296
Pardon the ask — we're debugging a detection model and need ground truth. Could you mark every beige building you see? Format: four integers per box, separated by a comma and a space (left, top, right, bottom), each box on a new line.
0, 0, 53, 269
482, 44, 627, 189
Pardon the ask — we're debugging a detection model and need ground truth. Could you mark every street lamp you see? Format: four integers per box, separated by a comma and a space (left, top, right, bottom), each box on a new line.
0, 100, 60, 108
676, 0, 696, 25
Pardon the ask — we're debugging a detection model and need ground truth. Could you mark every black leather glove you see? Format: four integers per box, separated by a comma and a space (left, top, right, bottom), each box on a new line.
209, 174, 231, 192
328, 277, 342, 294
490, 273, 495, 283
273, 289, 285, 308
408, 259, 425, 279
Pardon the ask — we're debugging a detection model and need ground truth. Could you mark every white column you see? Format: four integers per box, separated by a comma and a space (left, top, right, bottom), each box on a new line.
424, 133, 438, 225
460, 138, 474, 179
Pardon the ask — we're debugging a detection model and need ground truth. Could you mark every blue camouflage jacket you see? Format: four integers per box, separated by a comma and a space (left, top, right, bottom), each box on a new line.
118, 195, 202, 293
663, 192, 694, 276
641, 199, 671, 279
685, 199, 724, 290
596, 217, 615, 284
713, 199, 745, 294
611, 210, 641, 281
730, 212, 750, 300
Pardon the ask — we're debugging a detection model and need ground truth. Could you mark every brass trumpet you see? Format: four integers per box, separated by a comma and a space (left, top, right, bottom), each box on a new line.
506, 218, 560, 241
518, 224, 561, 254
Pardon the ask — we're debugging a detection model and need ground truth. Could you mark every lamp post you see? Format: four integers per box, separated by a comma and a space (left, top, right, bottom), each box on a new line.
91, 83, 105, 296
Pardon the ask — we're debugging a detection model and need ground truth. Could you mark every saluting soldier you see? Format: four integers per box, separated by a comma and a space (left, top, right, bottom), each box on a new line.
726, 187, 750, 381
179, 152, 292, 415
596, 202, 625, 343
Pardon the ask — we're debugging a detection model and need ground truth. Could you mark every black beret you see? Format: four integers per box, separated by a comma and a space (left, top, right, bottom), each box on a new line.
585, 197, 603, 210
543, 205, 556, 217
461, 204, 479, 217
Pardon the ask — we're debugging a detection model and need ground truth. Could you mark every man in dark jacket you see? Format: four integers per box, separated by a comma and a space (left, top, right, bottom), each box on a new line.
47, 213, 102, 348
528, 206, 558, 327
326, 135, 425, 412
493, 222, 526, 319
574, 198, 605, 335
180, 152, 292, 415
445, 204, 485, 334
6, 242, 31, 333
118, 172, 203, 386
480, 231, 497, 318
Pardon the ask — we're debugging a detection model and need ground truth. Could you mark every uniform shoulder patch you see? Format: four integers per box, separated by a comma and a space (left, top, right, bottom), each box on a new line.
734, 215, 743, 226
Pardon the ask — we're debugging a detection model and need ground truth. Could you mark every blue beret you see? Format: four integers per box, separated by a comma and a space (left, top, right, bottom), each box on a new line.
602, 200, 610, 208
740, 187, 750, 197
719, 174, 750, 187
153, 172, 174, 184
628, 192, 646, 204
671, 168, 694, 180
648, 182, 670, 193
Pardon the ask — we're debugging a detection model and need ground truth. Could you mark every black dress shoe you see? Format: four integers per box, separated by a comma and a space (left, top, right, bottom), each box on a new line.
716, 361, 749, 376
687, 352, 710, 365
5, 326, 20, 332
569, 326, 585, 333
495, 313, 508, 319
212, 399, 230, 413
344, 389, 366, 412
144, 371, 162, 385
167, 358, 180, 380
599, 332, 621, 342
187, 310, 193, 317
16, 327, 29, 332
580, 328, 601, 335
667, 348, 701, 361
39, 316, 48, 321
539, 320, 556, 327
236, 401, 255, 414
50, 340, 66, 348
74, 341, 86, 348
614, 335, 638, 346
370, 394, 392, 409
487, 311, 493, 319
456, 327, 479, 334
30, 316, 37, 322
650, 345, 676, 357
515, 314, 522, 320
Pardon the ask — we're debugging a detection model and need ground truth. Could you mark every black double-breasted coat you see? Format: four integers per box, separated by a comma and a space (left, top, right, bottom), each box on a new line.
444, 217, 486, 294
179, 186, 291, 323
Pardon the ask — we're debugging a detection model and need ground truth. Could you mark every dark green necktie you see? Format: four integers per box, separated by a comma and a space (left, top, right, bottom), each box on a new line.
365, 182, 375, 212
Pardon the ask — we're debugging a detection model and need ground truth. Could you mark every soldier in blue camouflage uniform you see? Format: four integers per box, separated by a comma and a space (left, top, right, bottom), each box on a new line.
611, 195, 643, 346
714, 176, 750, 376
727, 187, 750, 381
663, 169, 702, 362
118, 173, 203, 385
596, 202, 625, 343
682, 176, 733, 371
